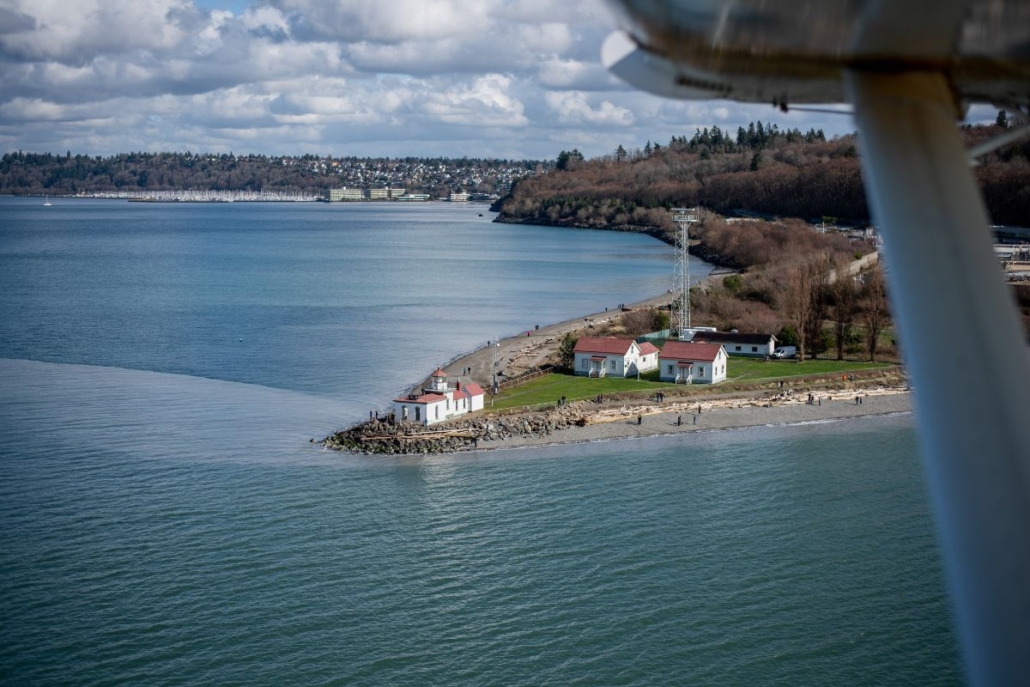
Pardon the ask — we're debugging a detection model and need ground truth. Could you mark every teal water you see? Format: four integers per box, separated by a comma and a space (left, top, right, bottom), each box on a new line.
0, 198, 962, 685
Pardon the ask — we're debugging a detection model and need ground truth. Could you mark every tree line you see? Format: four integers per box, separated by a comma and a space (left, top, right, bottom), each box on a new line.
497, 120, 1029, 228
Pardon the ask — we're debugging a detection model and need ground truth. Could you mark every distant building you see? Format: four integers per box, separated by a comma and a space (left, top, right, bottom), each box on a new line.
659, 342, 727, 384
328, 187, 366, 202
388, 188, 407, 199
690, 331, 776, 358
449, 191, 469, 202
573, 337, 659, 378
397, 193, 431, 202
368, 188, 390, 200
393, 369, 485, 426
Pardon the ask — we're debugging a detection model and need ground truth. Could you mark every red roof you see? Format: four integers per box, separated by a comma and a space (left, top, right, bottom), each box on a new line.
638, 342, 659, 355
431, 368, 448, 378
660, 341, 724, 362
393, 393, 447, 405
463, 382, 485, 397
573, 336, 635, 355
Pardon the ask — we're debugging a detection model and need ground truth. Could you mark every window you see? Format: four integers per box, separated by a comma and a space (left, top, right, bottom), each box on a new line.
752, 346, 758, 352
610, 360, 616, 371
435, 406, 439, 419
402, 405, 408, 420
415, 407, 420, 421
735, 345, 741, 351
699, 366, 705, 376
582, 358, 588, 369
446, 399, 450, 410
667, 364, 674, 374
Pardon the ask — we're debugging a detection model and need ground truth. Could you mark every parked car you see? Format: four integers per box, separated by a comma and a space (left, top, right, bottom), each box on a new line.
772, 345, 797, 359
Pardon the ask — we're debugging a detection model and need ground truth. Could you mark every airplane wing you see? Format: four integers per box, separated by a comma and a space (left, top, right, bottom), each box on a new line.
602, 2, 1030, 685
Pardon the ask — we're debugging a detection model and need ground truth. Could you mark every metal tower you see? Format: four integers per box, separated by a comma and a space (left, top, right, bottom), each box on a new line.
672, 207, 699, 337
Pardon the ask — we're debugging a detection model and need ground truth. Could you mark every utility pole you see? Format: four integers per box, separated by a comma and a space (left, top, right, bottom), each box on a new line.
672, 207, 699, 337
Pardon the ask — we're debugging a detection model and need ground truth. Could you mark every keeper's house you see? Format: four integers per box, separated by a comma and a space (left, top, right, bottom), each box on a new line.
393, 369, 485, 426
573, 337, 659, 378
690, 331, 777, 358
659, 342, 728, 384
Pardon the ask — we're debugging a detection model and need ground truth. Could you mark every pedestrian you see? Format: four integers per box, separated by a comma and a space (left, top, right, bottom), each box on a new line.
561, 394, 566, 405
818, 397, 821, 406
693, 414, 697, 425
637, 415, 642, 425
855, 395, 860, 405
677, 415, 682, 426
697, 405, 701, 414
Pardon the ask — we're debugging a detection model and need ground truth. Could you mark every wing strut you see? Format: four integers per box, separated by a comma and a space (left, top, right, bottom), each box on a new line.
846, 70, 1030, 687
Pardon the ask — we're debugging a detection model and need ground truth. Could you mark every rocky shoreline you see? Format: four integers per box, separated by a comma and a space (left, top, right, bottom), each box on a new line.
323, 375, 911, 455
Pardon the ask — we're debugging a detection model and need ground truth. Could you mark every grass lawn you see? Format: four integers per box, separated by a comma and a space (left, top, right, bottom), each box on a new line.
726, 357, 893, 383
490, 372, 673, 410
489, 357, 896, 411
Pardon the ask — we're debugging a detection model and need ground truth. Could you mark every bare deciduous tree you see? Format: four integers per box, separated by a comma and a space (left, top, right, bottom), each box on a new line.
861, 266, 889, 362
784, 261, 813, 362
830, 254, 859, 360
803, 254, 830, 359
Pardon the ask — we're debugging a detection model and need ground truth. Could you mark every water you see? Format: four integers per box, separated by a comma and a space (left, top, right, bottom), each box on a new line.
0, 198, 962, 685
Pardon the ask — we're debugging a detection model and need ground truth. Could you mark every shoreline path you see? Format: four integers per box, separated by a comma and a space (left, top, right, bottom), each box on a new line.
424, 270, 734, 394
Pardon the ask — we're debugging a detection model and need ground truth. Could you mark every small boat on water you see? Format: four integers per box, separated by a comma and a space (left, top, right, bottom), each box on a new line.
43, 194, 52, 206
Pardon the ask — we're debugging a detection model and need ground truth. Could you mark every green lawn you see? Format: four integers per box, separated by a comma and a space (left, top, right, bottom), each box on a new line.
725, 357, 892, 383
489, 357, 895, 411
489, 372, 673, 410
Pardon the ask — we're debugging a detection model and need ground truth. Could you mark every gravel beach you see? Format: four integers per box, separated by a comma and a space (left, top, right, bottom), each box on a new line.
474, 388, 912, 451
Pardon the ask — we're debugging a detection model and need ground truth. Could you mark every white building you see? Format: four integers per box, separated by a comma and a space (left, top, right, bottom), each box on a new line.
393, 369, 485, 426
328, 187, 366, 201
573, 337, 660, 378
449, 191, 469, 202
659, 342, 728, 384
690, 331, 777, 358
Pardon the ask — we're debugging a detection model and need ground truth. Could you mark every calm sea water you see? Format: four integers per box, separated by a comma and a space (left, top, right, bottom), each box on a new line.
0, 198, 961, 685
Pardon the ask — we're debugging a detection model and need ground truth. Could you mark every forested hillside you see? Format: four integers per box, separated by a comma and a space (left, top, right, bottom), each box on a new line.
496, 120, 1030, 231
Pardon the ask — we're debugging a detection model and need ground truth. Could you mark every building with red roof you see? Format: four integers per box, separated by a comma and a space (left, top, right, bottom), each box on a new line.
572, 336, 659, 377
659, 341, 728, 384
392, 368, 485, 426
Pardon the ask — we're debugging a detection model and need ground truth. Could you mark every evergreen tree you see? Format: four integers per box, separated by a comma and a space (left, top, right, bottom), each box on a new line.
996, 110, 1009, 128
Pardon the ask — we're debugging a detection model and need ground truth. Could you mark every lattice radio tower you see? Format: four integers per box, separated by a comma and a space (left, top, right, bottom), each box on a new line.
672, 207, 699, 337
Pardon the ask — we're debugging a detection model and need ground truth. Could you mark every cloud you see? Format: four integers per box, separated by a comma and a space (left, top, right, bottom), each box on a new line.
0, 0, 860, 159
545, 91, 634, 126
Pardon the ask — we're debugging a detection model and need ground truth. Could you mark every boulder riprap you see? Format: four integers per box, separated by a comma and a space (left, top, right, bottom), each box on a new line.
323, 404, 584, 455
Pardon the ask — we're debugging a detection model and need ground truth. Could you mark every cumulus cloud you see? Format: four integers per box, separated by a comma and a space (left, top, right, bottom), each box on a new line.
0, 0, 854, 159
545, 91, 634, 126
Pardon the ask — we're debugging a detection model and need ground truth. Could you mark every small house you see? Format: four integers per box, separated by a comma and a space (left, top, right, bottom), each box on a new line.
659, 342, 728, 384
690, 331, 777, 358
393, 369, 485, 426
573, 337, 659, 378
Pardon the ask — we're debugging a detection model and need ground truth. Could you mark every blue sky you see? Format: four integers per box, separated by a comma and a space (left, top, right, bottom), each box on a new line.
0, 0, 995, 160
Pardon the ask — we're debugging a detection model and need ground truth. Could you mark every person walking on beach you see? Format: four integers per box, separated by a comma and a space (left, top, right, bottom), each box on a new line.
677, 415, 682, 426
693, 414, 697, 425
637, 415, 642, 425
